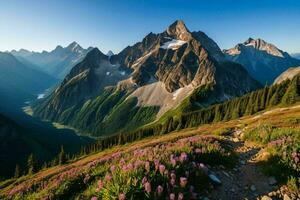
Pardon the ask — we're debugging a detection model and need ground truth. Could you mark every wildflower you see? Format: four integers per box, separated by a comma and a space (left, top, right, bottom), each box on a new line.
170, 178, 176, 186
119, 193, 126, 200
142, 177, 148, 185
179, 152, 188, 162
159, 164, 166, 175
144, 182, 151, 193
145, 161, 150, 172
156, 185, 163, 196
110, 165, 116, 172
180, 177, 188, 188
97, 180, 103, 190
91, 197, 98, 200
195, 148, 202, 154
170, 158, 177, 167
170, 193, 176, 200
105, 174, 112, 182
178, 192, 184, 200
170, 172, 176, 179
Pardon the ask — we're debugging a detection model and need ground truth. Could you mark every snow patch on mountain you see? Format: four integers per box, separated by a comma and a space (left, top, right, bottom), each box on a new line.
160, 39, 187, 50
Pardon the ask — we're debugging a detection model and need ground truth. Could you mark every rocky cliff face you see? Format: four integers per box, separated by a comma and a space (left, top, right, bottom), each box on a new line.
224, 38, 300, 85
33, 20, 261, 136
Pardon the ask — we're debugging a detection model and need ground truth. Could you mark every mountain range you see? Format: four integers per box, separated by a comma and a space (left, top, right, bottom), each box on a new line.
0, 52, 56, 105
32, 20, 261, 137
10, 42, 93, 79
291, 53, 300, 59
224, 38, 300, 85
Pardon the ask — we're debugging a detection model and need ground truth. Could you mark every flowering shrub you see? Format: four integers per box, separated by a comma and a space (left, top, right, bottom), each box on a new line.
89, 136, 235, 199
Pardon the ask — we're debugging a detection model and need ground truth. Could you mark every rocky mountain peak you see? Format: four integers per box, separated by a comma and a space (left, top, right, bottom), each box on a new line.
66, 41, 84, 53
106, 50, 114, 57
166, 20, 191, 41
242, 38, 285, 58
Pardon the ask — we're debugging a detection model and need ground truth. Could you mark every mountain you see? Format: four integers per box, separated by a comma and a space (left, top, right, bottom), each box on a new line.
291, 53, 300, 59
273, 66, 300, 85
11, 42, 93, 79
0, 52, 56, 103
224, 38, 300, 85
33, 20, 261, 137
106, 50, 114, 57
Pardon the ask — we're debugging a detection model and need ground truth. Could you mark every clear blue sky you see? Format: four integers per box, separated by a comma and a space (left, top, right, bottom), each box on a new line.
0, 0, 299, 54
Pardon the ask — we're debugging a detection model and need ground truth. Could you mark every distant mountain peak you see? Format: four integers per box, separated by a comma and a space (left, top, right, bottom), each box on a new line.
54, 45, 64, 51
166, 20, 191, 41
106, 50, 114, 57
241, 37, 286, 58
224, 38, 300, 85
66, 41, 83, 53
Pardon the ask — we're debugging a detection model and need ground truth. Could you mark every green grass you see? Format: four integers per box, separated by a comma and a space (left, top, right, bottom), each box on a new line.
242, 125, 300, 192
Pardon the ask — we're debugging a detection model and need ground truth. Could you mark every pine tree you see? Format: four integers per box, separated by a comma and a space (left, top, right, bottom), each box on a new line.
27, 154, 35, 175
281, 77, 299, 105
58, 146, 67, 165
14, 164, 20, 178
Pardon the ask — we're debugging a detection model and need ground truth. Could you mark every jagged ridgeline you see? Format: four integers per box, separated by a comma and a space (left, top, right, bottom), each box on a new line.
32, 20, 261, 136
90, 75, 299, 150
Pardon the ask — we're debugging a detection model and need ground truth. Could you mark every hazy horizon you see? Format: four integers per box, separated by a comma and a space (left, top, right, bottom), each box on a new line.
1, 0, 300, 54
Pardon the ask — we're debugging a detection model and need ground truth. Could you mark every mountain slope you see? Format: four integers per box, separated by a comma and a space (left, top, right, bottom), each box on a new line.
11, 42, 92, 79
273, 66, 300, 85
291, 53, 300, 59
2, 80, 299, 199
0, 52, 56, 102
224, 38, 300, 85
33, 20, 261, 137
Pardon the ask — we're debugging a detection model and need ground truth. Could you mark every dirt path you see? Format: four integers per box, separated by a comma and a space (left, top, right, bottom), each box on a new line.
208, 133, 281, 200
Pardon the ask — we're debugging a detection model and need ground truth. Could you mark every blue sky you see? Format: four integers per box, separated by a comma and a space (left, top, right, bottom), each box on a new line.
0, 0, 299, 54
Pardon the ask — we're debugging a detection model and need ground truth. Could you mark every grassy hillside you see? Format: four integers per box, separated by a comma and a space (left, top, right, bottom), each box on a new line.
1, 102, 299, 199
33, 87, 160, 137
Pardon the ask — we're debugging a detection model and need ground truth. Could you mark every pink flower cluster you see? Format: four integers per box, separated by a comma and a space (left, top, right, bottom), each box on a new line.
90, 135, 228, 199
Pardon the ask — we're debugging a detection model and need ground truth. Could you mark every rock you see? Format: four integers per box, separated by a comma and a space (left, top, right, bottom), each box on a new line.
240, 160, 246, 165
250, 185, 256, 191
208, 174, 222, 185
261, 196, 272, 200
268, 191, 276, 197
233, 137, 239, 142
283, 194, 291, 200
268, 177, 277, 186
222, 171, 230, 177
